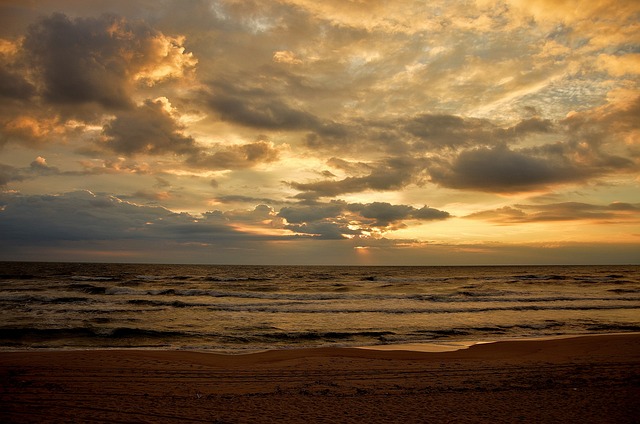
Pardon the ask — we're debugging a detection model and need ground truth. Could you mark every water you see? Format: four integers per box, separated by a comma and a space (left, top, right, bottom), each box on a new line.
1, 262, 638, 352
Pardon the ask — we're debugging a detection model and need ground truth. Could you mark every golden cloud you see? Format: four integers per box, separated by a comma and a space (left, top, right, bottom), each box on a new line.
3, 115, 65, 141
596, 54, 640, 77
273, 50, 302, 65
134, 34, 198, 86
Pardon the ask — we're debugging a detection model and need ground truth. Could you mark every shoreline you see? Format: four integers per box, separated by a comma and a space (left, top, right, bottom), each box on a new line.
1, 333, 638, 423
2, 331, 639, 354
358, 332, 640, 353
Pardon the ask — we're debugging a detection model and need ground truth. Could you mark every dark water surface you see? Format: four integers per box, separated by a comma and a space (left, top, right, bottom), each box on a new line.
1, 262, 638, 352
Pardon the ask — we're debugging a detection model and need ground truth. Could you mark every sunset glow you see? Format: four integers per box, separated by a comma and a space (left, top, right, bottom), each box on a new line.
0, 0, 638, 265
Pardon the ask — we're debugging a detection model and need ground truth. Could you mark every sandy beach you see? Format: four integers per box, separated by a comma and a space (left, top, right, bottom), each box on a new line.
1, 334, 639, 423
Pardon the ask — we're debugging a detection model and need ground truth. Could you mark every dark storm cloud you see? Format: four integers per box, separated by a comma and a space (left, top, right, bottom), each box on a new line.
278, 202, 346, 224
23, 13, 134, 109
347, 202, 450, 226
0, 66, 35, 100
288, 157, 424, 198
101, 99, 198, 155
422, 96, 639, 193
206, 82, 322, 131
0, 191, 275, 244
428, 139, 635, 193
282, 112, 570, 199
428, 145, 580, 192
21, 12, 195, 111
94, 97, 280, 170
0, 163, 25, 186
466, 202, 640, 224
278, 199, 449, 238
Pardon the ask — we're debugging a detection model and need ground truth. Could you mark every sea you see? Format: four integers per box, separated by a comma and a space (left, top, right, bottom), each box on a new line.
0, 262, 639, 353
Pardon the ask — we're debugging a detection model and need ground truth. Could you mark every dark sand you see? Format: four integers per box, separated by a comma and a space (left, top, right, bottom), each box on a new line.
1, 334, 639, 423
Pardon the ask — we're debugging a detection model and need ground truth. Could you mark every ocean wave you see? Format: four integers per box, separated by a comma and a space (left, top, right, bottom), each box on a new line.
68, 283, 108, 294
585, 323, 640, 332
0, 274, 37, 280
70, 276, 117, 282
608, 288, 640, 294
257, 330, 395, 341
0, 295, 94, 305
0, 326, 190, 341
2, 289, 638, 311
1, 263, 638, 351
127, 299, 208, 308
186, 303, 640, 314
70, 285, 640, 304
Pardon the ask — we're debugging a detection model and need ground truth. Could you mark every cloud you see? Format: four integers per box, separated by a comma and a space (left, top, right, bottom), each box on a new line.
278, 202, 345, 224
405, 114, 498, 149
295, 111, 586, 197
0, 1, 638, 264
427, 98, 639, 194
466, 202, 640, 224
325, 158, 374, 176
280, 0, 440, 33
100, 98, 198, 155
124, 190, 172, 202
0, 64, 35, 100
214, 194, 287, 205
205, 81, 322, 131
561, 93, 640, 148
187, 140, 280, 170
404, 114, 552, 151
0, 115, 69, 147
347, 202, 450, 226
22, 12, 195, 109
278, 199, 449, 238
0, 163, 24, 186
596, 54, 640, 77
205, 204, 279, 225
0, 190, 273, 244
282, 221, 352, 240
303, 112, 556, 157
506, 0, 640, 26
0, 38, 34, 99
428, 145, 583, 192
29, 156, 60, 175
273, 50, 302, 65
511, 117, 554, 135
0, 156, 72, 185
289, 157, 424, 198
75, 157, 153, 176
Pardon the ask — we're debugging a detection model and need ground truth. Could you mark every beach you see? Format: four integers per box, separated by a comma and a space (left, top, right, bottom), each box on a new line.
1, 334, 638, 423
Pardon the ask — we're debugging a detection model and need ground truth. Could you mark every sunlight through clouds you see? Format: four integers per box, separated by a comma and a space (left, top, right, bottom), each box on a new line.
0, 0, 638, 264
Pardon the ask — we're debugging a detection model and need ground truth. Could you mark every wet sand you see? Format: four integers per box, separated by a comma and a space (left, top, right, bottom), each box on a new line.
1, 334, 639, 423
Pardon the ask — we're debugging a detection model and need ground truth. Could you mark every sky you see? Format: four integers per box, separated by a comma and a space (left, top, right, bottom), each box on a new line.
0, 0, 638, 265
